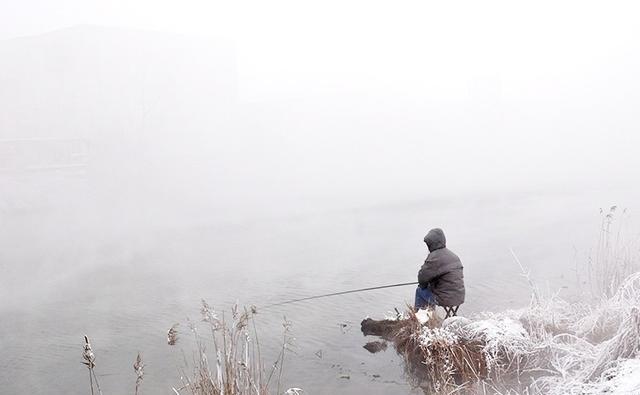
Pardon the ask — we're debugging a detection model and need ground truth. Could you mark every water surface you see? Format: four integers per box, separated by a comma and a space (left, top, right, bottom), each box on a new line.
0, 189, 632, 394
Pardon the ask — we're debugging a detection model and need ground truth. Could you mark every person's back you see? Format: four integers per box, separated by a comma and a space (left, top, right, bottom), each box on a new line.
415, 228, 465, 309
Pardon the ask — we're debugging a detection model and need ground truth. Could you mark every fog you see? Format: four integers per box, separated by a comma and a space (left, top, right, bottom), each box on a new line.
2, 2, 640, 394
3, 2, 640, 212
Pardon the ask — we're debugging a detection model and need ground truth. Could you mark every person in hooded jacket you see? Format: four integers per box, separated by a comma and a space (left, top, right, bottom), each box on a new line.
415, 228, 465, 310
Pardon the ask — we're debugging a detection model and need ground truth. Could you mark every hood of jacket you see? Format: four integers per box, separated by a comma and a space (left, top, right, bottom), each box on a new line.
424, 228, 446, 252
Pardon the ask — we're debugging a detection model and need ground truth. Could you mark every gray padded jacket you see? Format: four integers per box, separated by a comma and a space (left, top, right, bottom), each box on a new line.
417, 228, 465, 306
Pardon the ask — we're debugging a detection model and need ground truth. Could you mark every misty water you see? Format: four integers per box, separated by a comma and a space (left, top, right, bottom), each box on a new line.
2, 185, 636, 394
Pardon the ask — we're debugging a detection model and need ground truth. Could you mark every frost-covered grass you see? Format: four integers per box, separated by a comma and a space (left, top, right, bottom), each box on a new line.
388, 272, 640, 395
527, 273, 640, 395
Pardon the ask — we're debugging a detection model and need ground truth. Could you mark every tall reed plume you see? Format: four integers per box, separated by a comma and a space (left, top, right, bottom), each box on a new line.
82, 335, 103, 395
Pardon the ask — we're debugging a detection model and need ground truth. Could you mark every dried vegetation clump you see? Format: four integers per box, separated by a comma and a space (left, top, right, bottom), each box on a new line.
169, 301, 294, 395
364, 272, 640, 394
394, 310, 488, 393
81, 301, 297, 395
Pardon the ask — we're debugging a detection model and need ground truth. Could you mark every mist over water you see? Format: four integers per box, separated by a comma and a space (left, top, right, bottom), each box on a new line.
3, 185, 638, 394
2, 3, 640, 393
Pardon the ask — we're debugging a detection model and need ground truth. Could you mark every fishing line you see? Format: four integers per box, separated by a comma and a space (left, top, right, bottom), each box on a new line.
256, 281, 418, 311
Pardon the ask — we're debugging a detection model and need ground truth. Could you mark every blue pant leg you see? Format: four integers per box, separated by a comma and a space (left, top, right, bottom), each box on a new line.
415, 286, 437, 309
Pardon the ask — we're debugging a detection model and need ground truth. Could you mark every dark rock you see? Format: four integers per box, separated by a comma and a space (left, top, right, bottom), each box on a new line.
363, 341, 388, 353
361, 318, 404, 340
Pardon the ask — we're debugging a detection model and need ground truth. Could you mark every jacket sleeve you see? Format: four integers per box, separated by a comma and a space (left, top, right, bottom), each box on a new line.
418, 256, 441, 285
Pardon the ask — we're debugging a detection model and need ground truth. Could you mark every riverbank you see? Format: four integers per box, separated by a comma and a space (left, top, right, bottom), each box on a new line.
362, 271, 640, 394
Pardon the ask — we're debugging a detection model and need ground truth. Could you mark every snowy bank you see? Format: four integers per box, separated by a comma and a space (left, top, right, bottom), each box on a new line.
362, 272, 640, 394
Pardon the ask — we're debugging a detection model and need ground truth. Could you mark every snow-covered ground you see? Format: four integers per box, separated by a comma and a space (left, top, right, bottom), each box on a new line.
409, 272, 640, 394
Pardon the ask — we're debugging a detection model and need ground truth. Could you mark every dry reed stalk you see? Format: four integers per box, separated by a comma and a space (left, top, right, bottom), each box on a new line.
82, 335, 103, 395
133, 352, 144, 395
168, 323, 180, 346
586, 207, 640, 298
168, 301, 292, 395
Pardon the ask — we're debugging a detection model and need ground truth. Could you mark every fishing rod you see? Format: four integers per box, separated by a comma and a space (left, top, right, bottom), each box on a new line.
257, 281, 419, 310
